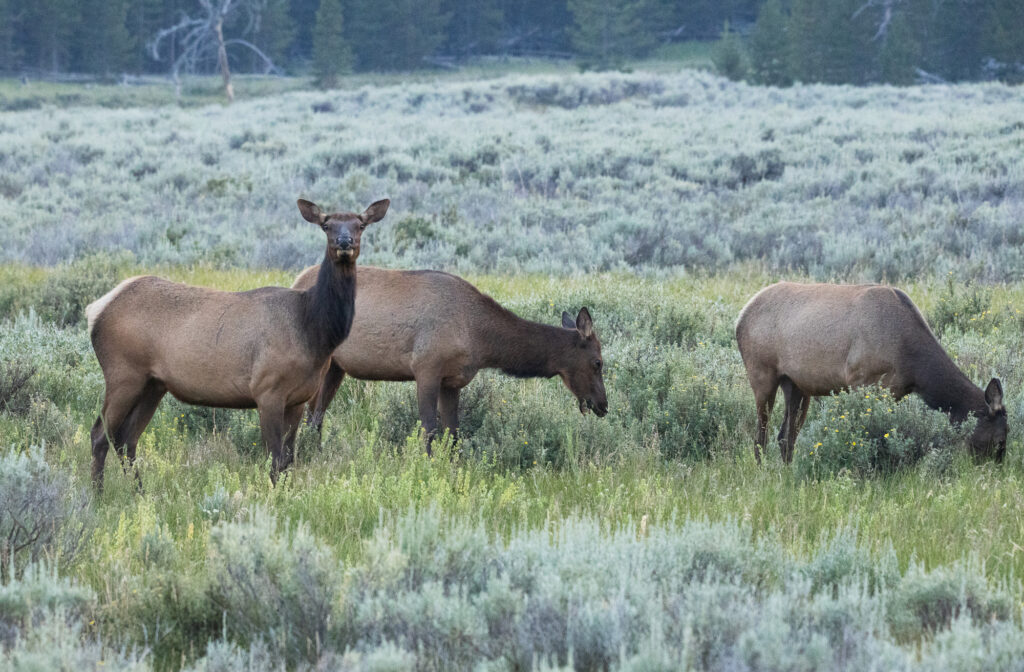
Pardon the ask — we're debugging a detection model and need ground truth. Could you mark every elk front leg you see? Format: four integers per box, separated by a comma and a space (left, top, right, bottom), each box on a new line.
306, 361, 346, 444
258, 399, 287, 484
438, 385, 461, 444
415, 376, 441, 454
280, 404, 305, 473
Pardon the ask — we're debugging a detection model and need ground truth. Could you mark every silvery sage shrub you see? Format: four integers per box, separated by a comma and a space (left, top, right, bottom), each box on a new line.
0, 449, 89, 581
206, 507, 341, 665
888, 560, 1013, 643
0, 563, 148, 672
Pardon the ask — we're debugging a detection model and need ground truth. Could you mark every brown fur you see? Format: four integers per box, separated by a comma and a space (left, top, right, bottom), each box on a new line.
736, 282, 1007, 463
291, 266, 608, 449
86, 198, 389, 489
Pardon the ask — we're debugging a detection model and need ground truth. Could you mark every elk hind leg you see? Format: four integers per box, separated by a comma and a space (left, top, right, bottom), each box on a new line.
91, 374, 149, 491
777, 378, 807, 464
750, 373, 779, 465
114, 379, 167, 491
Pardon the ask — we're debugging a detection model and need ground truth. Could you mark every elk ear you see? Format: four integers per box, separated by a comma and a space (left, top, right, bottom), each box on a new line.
576, 307, 594, 339
985, 378, 1004, 412
361, 199, 390, 224
561, 311, 575, 330
298, 199, 327, 225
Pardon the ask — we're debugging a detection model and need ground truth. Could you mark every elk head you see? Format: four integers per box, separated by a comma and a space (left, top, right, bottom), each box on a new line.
559, 307, 608, 417
297, 198, 390, 264
971, 377, 1007, 461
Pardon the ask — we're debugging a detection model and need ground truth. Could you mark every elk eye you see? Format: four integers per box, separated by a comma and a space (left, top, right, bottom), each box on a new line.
594, 360, 602, 371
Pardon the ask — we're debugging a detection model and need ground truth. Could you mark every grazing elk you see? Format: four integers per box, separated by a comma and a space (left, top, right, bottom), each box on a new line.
736, 282, 1007, 464
85, 198, 389, 489
290, 266, 608, 448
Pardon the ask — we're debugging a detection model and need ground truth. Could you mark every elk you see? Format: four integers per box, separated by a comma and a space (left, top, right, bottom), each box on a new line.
85, 198, 389, 489
290, 266, 609, 448
736, 282, 1007, 464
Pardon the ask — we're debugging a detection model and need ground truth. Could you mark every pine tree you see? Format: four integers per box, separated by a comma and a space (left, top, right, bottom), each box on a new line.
77, 0, 132, 74
125, 0, 166, 73
347, 0, 449, 71
985, 0, 1024, 82
0, 0, 22, 71
312, 0, 349, 86
288, 0, 320, 60
441, 0, 503, 59
749, 0, 791, 86
712, 21, 748, 81
788, 0, 873, 84
499, 0, 573, 55
568, 0, 652, 71
247, 0, 296, 71
787, 0, 828, 82
878, 9, 920, 85
21, 0, 81, 71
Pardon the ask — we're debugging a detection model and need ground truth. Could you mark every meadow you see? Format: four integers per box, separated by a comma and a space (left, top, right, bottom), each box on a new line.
2, 69, 1024, 670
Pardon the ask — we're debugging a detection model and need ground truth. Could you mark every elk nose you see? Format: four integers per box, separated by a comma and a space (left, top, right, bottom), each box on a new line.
336, 234, 353, 250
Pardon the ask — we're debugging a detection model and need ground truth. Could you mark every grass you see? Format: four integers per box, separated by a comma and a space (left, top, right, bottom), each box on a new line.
2, 263, 1024, 667
0, 46, 722, 111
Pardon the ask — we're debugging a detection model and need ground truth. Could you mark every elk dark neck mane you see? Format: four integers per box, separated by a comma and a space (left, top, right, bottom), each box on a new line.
302, 254, 356, 358
910, 340, 985, 422
481, 300, 575, 379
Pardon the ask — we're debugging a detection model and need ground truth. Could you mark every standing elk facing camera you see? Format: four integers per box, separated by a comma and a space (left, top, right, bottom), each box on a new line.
290, 266, 609, 450
736, 282, 1007, 464
86, 198, 389, 489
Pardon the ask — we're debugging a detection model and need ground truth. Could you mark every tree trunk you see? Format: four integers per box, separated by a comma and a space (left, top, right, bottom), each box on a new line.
214, 16, 234, 103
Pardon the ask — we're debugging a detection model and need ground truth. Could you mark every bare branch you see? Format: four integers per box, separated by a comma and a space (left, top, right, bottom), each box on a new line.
223, 39, 282, 75
147, 0, 280, 100
852, 0, 900, 41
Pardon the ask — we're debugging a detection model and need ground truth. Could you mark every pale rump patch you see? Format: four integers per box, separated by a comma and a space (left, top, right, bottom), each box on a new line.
86, 276, 144, 337
735, 283, 775, 332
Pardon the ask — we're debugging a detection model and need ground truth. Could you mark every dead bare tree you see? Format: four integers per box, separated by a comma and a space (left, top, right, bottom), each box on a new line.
853, 0, 902, 41
149, 0, 281, 102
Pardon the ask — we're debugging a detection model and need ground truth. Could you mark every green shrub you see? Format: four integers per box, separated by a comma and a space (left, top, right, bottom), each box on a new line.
712, 23, 749, 82
0, 312, 98, 415
0, 359, 36, 416
796, 386, 971, 480
927, 276, 997, 336
615, 343, 750, 461
27, 251, 135, 327
17, 398, 78, 449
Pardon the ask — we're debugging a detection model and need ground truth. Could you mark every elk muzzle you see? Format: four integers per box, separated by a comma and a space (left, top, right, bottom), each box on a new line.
579, 396, 609, 417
